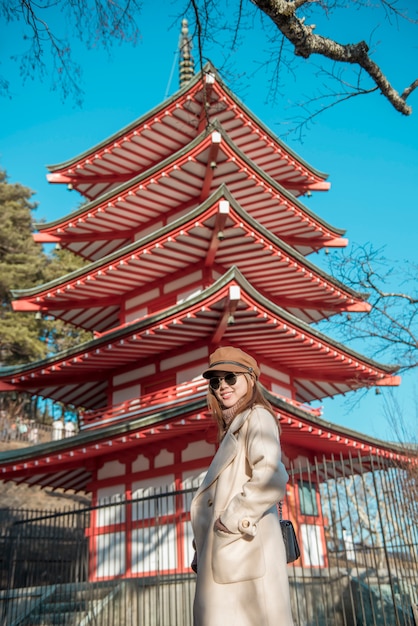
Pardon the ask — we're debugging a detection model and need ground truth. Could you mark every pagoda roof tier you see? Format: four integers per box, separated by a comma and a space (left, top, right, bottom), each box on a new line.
34, 125, 346, 261
0, 386, 414, 494
45, 62, 329, 202
15, 187, 369, 330
1, 268, 399, 409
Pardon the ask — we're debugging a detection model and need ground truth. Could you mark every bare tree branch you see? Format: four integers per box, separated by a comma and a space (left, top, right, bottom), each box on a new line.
402, 78, 418, 101
2, 0, 417, 122
250, 0, 417, 115
322, 244, 418, 373
1, 0, 142, 105
188, 0, 205, 68
282, 73, 379, 139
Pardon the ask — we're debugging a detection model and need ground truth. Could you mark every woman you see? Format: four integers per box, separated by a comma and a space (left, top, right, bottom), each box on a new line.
190, 346, 294, 626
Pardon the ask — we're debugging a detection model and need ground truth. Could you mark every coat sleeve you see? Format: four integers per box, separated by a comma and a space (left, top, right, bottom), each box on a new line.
220, 406, 288, 536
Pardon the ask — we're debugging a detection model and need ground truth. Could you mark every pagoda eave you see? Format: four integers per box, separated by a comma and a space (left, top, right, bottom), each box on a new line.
12, 301, 41, 312
0, 381, 17, 391
33, 233, 60, 243
47, 172, 135, 186
306, 181, 330, 192
345, 301, 372, 312
375, 375, 402, 386
1, 269, 399, 410
21, 187, 364, 332
0, 390, 415, 494
323, 237, 348, 248
47, 173, 73, 184
37, 126, 343, 262
45, 63, 329, 203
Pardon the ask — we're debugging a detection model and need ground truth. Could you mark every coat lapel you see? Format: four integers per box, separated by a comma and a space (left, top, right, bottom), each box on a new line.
194, 408, 251, 497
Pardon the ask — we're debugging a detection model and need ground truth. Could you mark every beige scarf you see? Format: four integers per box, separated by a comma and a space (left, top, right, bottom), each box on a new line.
221, 397, 246, 438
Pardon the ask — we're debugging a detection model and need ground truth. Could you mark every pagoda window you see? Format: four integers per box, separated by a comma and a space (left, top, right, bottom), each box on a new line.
96, 531, 126, 578
298, 479, 319, 517
131, 478, 178, 576
93, 486, 127, 579
181, 471, 207, 574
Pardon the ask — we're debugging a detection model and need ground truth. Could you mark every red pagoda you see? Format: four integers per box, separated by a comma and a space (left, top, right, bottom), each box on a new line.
1, 23, 412, 601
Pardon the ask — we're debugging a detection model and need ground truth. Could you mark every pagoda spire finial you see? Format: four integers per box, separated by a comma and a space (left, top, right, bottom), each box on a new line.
179, 19, 195, 88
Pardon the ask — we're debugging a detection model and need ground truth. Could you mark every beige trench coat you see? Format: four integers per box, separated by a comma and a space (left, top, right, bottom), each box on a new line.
190, 405, 294, 626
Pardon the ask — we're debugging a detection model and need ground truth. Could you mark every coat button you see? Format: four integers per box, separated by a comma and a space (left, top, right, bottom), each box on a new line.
207, 498, 213, 507
242, 519, 250, 528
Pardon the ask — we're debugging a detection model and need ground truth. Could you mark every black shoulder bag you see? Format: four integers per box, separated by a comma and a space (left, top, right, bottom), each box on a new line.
279, 501, 301, 564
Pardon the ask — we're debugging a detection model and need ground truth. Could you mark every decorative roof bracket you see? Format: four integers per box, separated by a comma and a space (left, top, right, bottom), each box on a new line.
200, 131, 221, 201
205, 199, 230, 267
211, 285, 241, 344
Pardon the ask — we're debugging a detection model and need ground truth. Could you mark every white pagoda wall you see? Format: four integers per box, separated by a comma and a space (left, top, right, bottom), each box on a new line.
109, 346, 207, 405
90, 441, 214, 581
109, 345, 296, 407
124, 270, 204, 325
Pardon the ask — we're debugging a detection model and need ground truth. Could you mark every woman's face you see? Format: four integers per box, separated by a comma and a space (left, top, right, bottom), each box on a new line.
211, 371, 252, 408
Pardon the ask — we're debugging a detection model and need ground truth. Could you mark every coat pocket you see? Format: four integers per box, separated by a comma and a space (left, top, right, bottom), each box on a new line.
212, 528, 265, 584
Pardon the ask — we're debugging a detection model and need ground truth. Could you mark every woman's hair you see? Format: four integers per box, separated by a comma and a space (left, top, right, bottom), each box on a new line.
207, 373, 276, 440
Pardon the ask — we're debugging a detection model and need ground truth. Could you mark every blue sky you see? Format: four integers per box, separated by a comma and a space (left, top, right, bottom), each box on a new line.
1, 1, 417, 442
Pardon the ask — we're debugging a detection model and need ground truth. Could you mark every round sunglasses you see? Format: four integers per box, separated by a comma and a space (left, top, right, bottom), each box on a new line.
208, 372, 242, 390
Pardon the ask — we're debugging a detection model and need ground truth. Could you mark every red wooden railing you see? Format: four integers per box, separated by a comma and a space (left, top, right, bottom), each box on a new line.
80, 379, 208, 430
80, 379, 322, 430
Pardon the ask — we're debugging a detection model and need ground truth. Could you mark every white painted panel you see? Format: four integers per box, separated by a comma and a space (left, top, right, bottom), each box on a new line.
126, 287, 159, 310
125, 307, 147, 323
182, 469, 207, 487
162, 346, 207, 374
262, 364, 291, 384
177, 287, 202, 303
112, 384, 141, 406
113, 366, 152, 386
132, 455, 149, 472
182, 470, 207, 519
183, 520, 195, 568
271, 382, 292, 398
96, 486, 126, 526
165, 270, 201, 295
182, 440, 215, 462
176, 368, 207, 386
97, 461, 125, 480
97, 484, 125, 500
113, 363, 156, 387
96, 532, 125, 578
131, 476, 175, 520
182, 470, 207, 496
155, 449, 174, 468
131, 524, 177, 573
301, 523, 324, 567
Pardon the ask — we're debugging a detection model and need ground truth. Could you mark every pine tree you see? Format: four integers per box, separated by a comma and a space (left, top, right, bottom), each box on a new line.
0, 169, 47, 365
0, 170, 91, 421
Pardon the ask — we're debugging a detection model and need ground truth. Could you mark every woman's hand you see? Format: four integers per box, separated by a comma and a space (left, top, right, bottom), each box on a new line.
214, 517, 233, 533
191, 550, 198, 573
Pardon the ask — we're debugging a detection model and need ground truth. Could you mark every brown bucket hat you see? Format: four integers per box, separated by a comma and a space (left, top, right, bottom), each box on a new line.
202, 346, 260, 380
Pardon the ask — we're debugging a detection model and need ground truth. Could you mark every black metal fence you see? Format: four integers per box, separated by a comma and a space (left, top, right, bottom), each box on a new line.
0, 415, 77, 446
0, 452, 417, 626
